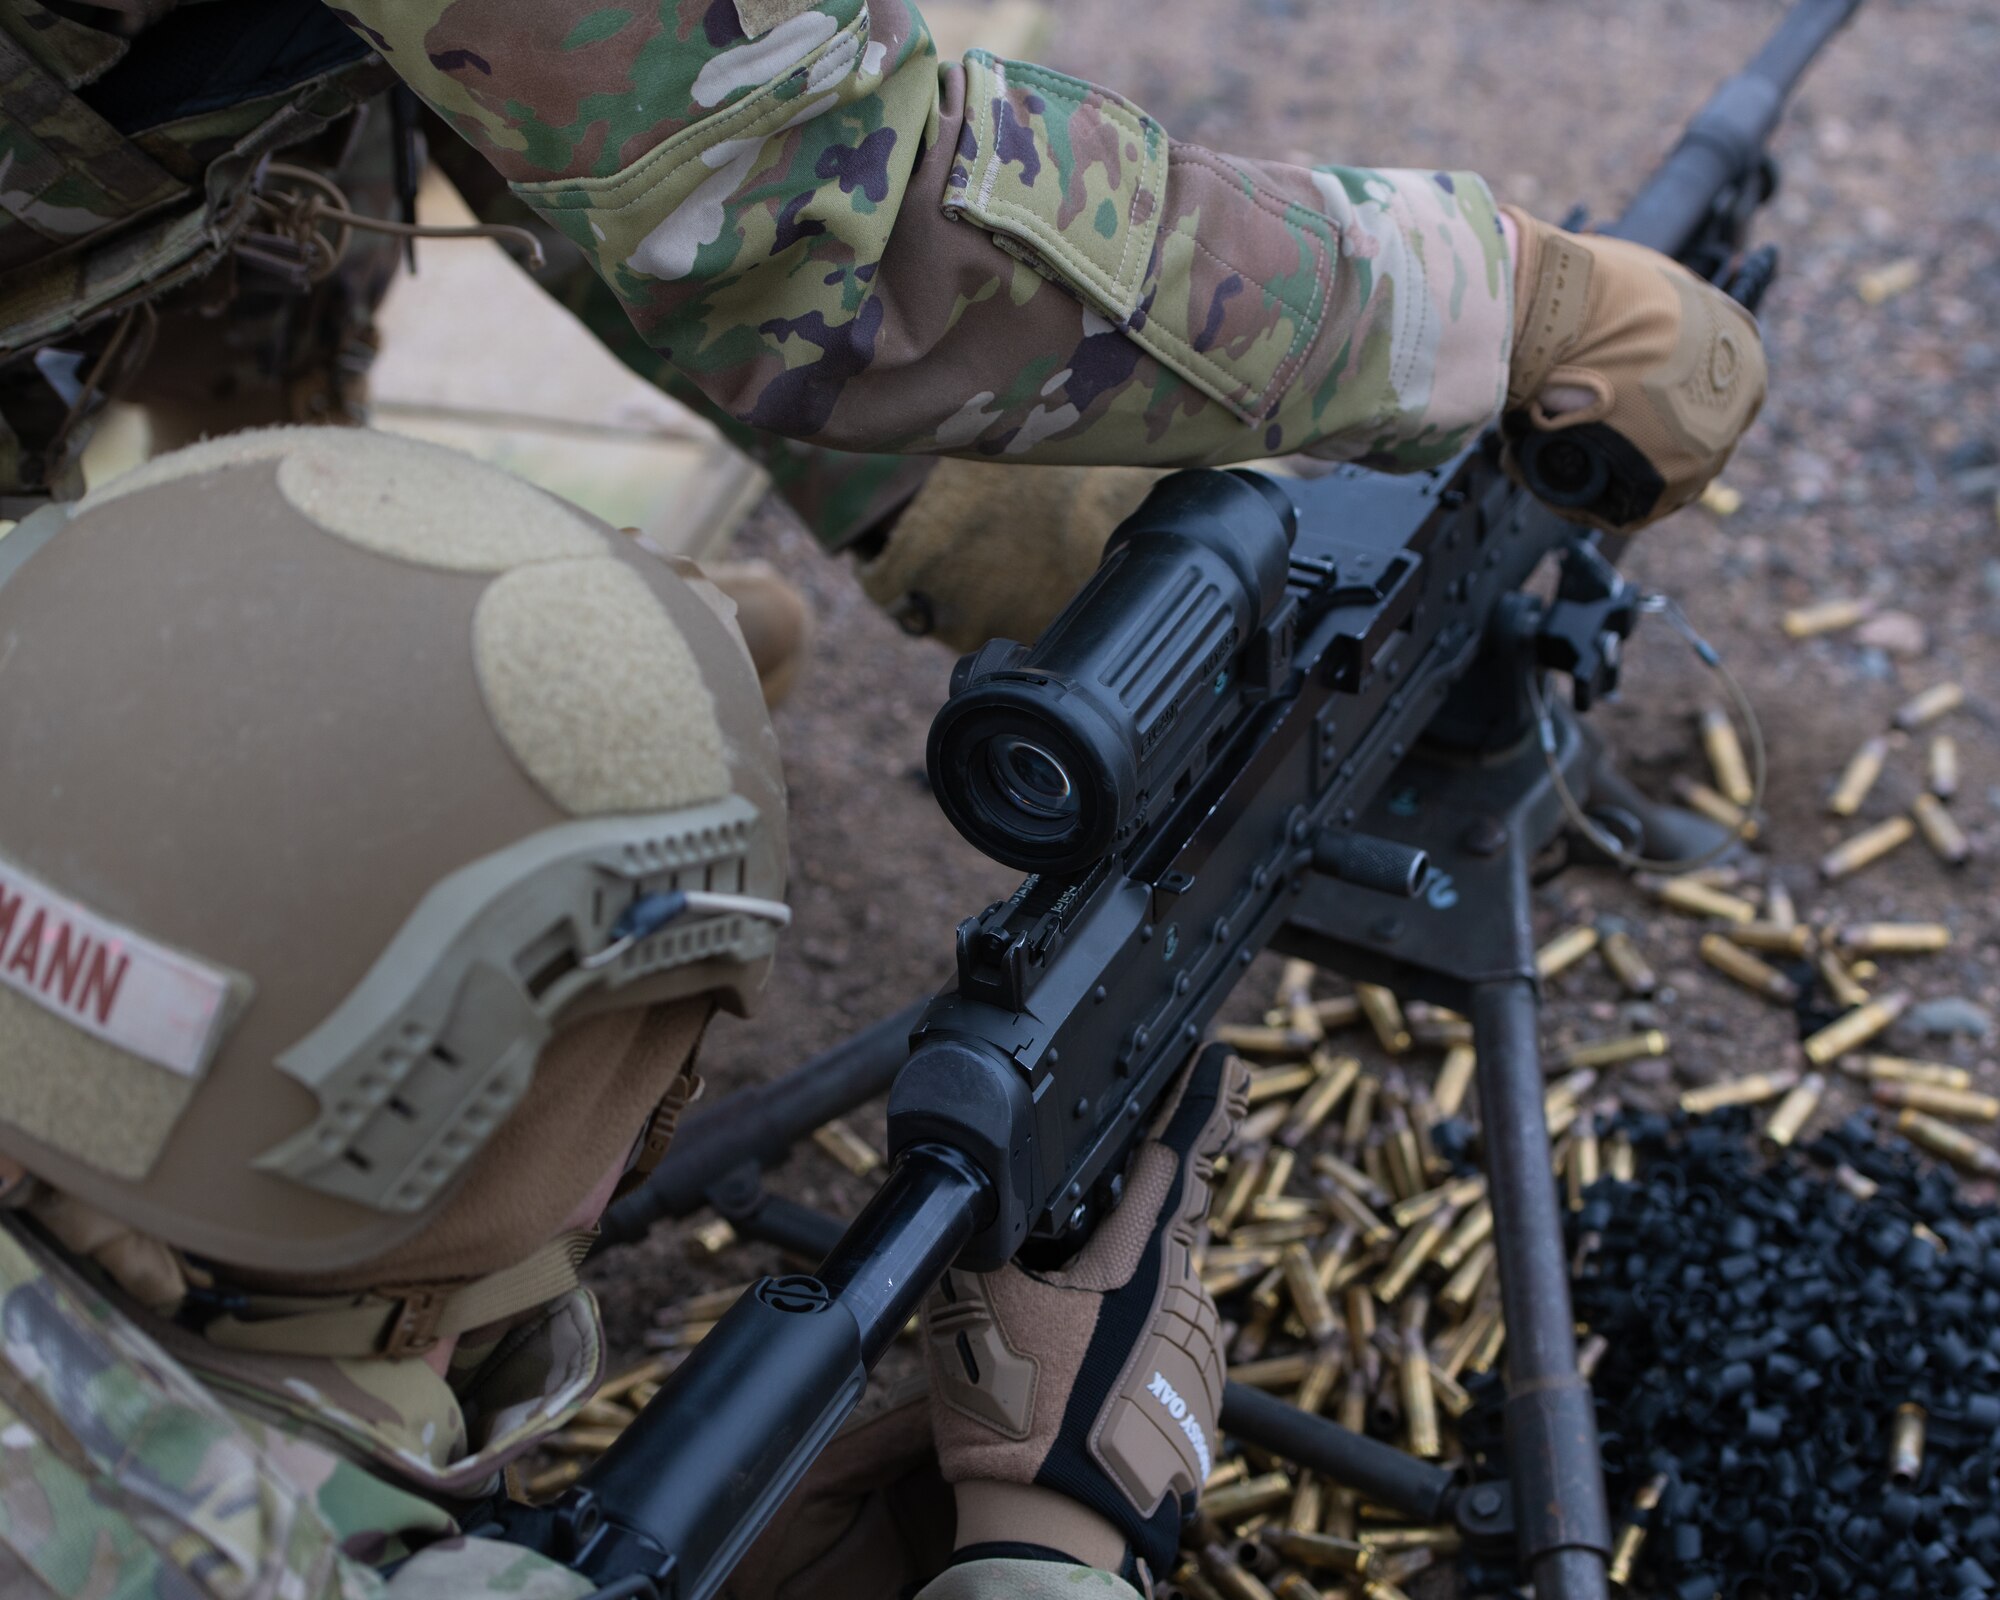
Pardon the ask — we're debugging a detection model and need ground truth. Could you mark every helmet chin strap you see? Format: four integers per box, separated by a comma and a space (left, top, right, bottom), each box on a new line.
194, 1229, 600, 1360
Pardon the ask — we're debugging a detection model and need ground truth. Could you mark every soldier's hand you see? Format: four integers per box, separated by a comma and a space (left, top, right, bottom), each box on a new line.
1501, 206, 1768, 533
854, 460, 1162, 653
920, 1045, 1249, 1584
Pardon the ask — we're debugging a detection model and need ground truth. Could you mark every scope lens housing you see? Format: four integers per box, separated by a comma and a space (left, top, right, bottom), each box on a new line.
928, 470, 1295, 874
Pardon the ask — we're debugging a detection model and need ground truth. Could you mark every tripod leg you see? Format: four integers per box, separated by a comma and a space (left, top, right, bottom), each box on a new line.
1472, 979, 1611, 1600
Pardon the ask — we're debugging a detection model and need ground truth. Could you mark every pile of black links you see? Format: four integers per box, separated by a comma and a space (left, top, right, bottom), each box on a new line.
1460, 1108, 2000, 1599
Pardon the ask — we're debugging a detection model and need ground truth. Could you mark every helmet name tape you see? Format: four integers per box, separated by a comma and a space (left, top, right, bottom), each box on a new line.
0, 854, 235, 1082
257, 797, 779, 1214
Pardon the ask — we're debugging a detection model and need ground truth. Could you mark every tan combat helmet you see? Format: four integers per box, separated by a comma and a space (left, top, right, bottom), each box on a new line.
0, 428, 787, 1301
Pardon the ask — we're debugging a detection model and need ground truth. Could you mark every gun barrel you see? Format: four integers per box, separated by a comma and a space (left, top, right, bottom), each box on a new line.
1612, 0, 1864, 256
513, 1143, 991, 1600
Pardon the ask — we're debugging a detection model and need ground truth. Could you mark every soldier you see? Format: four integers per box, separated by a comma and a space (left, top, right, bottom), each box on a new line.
0, 0, 1762, 657
0, 424, 1244, 1598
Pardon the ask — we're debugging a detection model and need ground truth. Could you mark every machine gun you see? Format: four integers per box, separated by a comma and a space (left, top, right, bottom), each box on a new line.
482, 4, 1866, 1598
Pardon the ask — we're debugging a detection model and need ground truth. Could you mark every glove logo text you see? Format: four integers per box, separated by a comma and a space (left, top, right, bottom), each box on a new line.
1145, 1371, 1211, 1478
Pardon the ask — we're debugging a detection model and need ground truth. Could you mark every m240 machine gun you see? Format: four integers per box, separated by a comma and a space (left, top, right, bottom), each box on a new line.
487, 4, 1868, 1598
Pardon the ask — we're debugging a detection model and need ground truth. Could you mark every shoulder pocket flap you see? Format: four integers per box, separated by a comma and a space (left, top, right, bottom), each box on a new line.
944, 51, 1165, 321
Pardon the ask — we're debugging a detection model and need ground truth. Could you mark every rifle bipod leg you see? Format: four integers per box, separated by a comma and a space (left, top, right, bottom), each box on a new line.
1473, 978, 1612, 1600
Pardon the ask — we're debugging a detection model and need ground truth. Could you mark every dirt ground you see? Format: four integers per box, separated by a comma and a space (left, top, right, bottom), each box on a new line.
585, 0, 2000, 1399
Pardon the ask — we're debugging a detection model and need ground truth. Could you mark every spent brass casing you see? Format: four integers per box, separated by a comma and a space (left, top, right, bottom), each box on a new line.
1894, 681, 1965, 730
1200, 1472, 1296, 1528
1438, 1237, 1497, 1319
1272, 1576, 1323, 1600
1216, 1023, 1315, 1055
1700, 933, 1800, 1003
1411, 1098, 1447, 1182
1653, 877, 1758, 923
1765, 878, 1799, 931
1425, 1354, 1472, 1423
1599, 930, 1659, 996
1382, 1104, 1424, 1203
1699, 706, 1755, 806
1214, 1156, 1264, 1235
1828, 736, 1889, 817
1373, 1207, 1457, 1304
1466, 1310, 1507, 1374
1872, 1082, 2000, 1123
1834, 1163, 1882, 1201
1276, 958, 1318, 1008
1565, 1030, 1670, 1071
1762, 1072, 1826, 1149
1281, 1055, 1361, 1148
1358, 1526, 1462, 1555
1783, 596, 1869, 637
1206, 1459, 1251, 1491
1839, 921, 1952, 955
1265, 1531, 1370, 1576
1248, 1064, 1319, 1106
1229, 1354, 1315, 1391
1341, 1073, 1380, 1154
1568, 1123, 1602, 1210
1913, 793, 1972, 866
1405, 1002, 1474, 1048
1817, 947, 1872, 1009
1433, 1200, 1494, 1274
1400, 1328, 1440, 1459
1361, 1582, 1416, 1600
1238, 1102, 1290, 1147
1577, 1332, 1610, 1383
1895, 1109, 2000, 1178
691, 1218, 737, 1256
1249, 1264, 1287, 1315
1203, 1258, 1275, 1298
1361, 1143, 1395, 1203
1288, 1473, 1324, 1537
1179, 1566, 1232, 1600
1283, 1243, 1342, 1344
1258, 1148, 1299, 1203
1680, 1067, 1802, 1115
811, 1118, 885, 1176
1355, 985, 1411, 1055
1390, 1174, 1485, 1231
1930, 735, 1961, 800
1230, 1302, 1278, 1366
1231, 1216, 1320, 1248
1606, 1130, 1637, 1183
1803, 991, 1910, 1065
1250, 1197, 1316, 1224
1198, 1544, 1280, 1600
1889, 1403, 1927, 1486
1295, 1346, 1345, 1416
1313, 1223, 1361, 1294
1726, 920, 1814, 957
1344, 1285, 1378, 1381
1821, 816, 1915, 880
1313, 1150, 1392, 1210
1323, 1179, 1396, 1250
1432, 1044, 1478, 1121
1608, 1474, 1669, 1587
1536, 924, 1600, 980
1850, 1054, 1972, 1091
1673, 776, 1759, 840
1311, 996, 1364, 1032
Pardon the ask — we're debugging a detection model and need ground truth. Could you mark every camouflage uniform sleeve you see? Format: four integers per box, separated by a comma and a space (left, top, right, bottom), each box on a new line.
330, 0, 1512, 471
916, 1555, 1143, 1600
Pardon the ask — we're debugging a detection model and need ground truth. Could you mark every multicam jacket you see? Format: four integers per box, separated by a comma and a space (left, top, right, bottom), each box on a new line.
333, 0, 1514, 490
0, 1214, 598, 1598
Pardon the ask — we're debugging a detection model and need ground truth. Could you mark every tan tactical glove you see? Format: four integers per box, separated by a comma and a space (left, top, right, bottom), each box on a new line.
855, 461, 1163, 652
921, 1045, 1249, 1584
1502, 206, 1767, 532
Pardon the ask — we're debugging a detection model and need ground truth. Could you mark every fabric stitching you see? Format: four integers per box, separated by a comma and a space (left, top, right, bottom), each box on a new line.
509, 7, 870, 216
1135, 153, 1331, 415
957, 53, 1162, 310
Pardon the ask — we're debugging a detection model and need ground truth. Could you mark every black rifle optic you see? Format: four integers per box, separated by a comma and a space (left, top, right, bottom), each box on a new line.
480, 4, 1866, 1599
